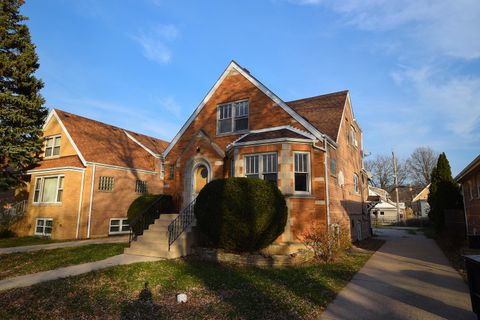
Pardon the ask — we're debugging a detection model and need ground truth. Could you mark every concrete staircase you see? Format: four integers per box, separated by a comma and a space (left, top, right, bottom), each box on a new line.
124, 213, 196, 259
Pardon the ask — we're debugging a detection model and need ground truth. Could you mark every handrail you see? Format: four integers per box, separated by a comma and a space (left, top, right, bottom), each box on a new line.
1, 200, 27, 218
129, 196, 165, 243
167, 198, 196, 251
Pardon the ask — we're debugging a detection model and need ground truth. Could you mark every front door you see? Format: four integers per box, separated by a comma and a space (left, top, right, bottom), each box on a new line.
193, 164, 209, 199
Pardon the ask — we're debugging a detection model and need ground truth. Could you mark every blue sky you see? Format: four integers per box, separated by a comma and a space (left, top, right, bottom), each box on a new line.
22, 0, 480, 175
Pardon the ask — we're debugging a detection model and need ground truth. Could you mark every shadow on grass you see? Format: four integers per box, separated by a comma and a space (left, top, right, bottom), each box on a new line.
121, 282, 168, 320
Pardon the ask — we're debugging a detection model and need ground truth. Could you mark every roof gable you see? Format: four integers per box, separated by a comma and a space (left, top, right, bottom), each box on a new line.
53, 109, 168, 171
163, 61, 326, 157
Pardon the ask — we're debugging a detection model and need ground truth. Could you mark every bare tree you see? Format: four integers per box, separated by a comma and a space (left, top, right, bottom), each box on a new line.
407, 147, 438, 188
365, 154, 408, 191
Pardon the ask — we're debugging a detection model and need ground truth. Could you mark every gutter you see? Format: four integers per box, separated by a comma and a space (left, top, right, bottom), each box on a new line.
75, 170, 85, 239
87, 164, 96, 239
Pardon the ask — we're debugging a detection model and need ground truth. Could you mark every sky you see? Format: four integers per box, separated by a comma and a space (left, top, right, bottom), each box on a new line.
21, 0, 480, 175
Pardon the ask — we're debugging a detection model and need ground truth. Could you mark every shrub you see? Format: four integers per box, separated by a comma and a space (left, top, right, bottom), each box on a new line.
303, 222, 351, 263
194, 178, 287, 252
127, 194, 174, 235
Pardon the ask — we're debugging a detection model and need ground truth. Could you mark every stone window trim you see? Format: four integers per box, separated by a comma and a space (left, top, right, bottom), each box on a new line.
98, 176, 114, 192
35, 218, 53, 236
216, 99, 249, 135
294, 151, 311, 194
244, 152, 278, 184
44, 135, 61, 158
109, 218, 130, 235
33, 175, 64, 204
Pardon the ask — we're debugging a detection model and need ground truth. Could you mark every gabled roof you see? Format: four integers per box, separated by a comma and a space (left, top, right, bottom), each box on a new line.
163, 60, 328, 157
455, 154, 480, 182
412, 184, 430, 202
30, 155, 85, 171
287, 91, 348, 142
52, 109, 169, 171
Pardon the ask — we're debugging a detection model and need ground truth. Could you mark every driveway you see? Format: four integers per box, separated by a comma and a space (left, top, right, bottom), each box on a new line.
321, 228, 476, 320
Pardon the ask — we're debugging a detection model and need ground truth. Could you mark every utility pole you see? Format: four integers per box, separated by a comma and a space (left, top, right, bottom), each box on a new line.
392, 151, 401, 223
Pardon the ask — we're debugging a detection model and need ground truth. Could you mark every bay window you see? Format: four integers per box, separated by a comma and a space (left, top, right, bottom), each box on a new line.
245, 153, 278, 184
294, 152, 310, 193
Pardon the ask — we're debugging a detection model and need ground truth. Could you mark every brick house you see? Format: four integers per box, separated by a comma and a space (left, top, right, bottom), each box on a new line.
455, 154, 480, 246
12, 109, 168, 239
13, 61, 370, 256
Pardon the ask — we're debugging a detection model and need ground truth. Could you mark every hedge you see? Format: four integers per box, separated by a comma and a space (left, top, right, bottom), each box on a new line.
127, 194, 174, 235
194, 178, 287, 252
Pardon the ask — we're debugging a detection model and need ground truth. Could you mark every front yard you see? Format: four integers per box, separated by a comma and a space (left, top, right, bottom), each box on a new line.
0, 243, 128, 280
0, 239, 384, 319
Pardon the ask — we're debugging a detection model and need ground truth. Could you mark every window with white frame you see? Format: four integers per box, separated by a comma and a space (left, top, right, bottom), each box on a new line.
109, 218, 129, 234
294, 152, 310, 193
35, 218, 53, 236
217, 100, 249, 134
353, 174, 359, 193
135, 180, 148, 194
245, 153, 278, 184
98, 176, 114, 192
44, 135, 61, 158
350, 126, 357, 147
33, 176, 64, 203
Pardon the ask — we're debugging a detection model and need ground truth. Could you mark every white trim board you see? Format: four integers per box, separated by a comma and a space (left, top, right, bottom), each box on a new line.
27, 167, 86, 174
123, 130, 161, 158
163, 60, 327, 157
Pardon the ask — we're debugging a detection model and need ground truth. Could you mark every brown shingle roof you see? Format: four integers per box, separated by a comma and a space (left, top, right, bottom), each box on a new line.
32, 155, 85, 170
235, 128, 312, 144
54, 109, 169, 171
125, 130, 169, 156
286, 90, 348, 141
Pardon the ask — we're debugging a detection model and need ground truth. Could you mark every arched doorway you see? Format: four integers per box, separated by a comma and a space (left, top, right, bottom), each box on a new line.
191, 161, 210, 202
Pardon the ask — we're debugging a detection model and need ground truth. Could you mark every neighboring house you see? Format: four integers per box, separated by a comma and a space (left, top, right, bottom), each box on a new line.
455, 155, 480, 245
369, 186, 405, 224
12, 109, 168, 240
160, 61, 370, 246
411, 184, 430, 218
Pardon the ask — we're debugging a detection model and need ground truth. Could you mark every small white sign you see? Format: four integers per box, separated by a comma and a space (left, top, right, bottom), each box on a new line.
177, 293, 187, 303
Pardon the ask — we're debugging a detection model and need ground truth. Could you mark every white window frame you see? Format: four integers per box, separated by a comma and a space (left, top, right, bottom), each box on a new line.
244, 153, 278, 183
35, 218, 53, 236
294, 152, 311, 194
135, 180, 148, 194
32, 175, 64, 204
44, 135, 61, 158
350, 126, 357, 147
217, 99, 249, 134
98, 176, 114, 192
353, 173, 359, 194
109, 218, 130, 235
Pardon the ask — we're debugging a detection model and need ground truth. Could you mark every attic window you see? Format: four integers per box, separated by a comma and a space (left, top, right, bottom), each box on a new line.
350, 126, 357, 147
44, 135, 61, 158
217, 100, 249, 134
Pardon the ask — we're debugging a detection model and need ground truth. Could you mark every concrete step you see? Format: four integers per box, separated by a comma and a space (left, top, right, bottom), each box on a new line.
158, 213, 178, 220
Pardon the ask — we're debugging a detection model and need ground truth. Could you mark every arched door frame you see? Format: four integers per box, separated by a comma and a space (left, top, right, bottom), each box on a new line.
190, 158, 212, 202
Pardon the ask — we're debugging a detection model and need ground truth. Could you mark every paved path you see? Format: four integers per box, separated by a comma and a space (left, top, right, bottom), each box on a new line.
321, 228, 476, 320
0, 236, 129, 255
0, 254, 159, 292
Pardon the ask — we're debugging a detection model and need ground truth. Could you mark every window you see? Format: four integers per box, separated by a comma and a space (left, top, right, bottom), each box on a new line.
353, 174, 359, 193
230, 159, 235, 177
135, 180, 148, 194
245, 153, 278, 184
169, 165, 175, 180
109, 218, 129, 234
294, 152, 310, 193
98, 176, 114, 192
469, 180, 474, 200
35, 218, 53, 236
33, 176, 64, 203
44, 135, 61, 158
380, 211, 385, 216
477, 175, 480, 199
330, 158, 337, 176
350, 126, 357, 147
217, 100, 249, 134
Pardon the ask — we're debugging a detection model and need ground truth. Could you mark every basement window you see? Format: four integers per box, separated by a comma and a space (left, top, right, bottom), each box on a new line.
35, 218, 53, 236
109, 218, 129, 234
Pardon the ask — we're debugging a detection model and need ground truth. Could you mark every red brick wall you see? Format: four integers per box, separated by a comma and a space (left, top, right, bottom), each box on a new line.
461, 167, 480, 235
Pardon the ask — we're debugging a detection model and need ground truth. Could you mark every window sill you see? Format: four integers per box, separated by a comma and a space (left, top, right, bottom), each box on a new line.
32, 202, 62, 206
287, 193, 315, 199
216, 130, 249, 137
44, 155, 61, 160
109, 231, 130, 235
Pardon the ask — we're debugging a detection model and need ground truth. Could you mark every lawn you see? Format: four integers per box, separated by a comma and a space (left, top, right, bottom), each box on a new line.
0, 236, 59, 248
0, 239, 384, 320
0, 243, 128, 280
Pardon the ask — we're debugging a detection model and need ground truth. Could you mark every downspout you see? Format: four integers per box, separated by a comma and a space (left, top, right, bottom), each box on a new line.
323, 138, 331, 227
75, 170, 85, 239
87, 164, 96, 239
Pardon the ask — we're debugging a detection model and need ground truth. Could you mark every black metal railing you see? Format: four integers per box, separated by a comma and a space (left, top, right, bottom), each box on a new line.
129, 197, 166, 243
167, 198, 196, 251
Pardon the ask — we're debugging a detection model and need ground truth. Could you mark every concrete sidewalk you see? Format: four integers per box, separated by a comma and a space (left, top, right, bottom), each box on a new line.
0, 236, 129, 255
0, 254, 159, 292
321, 228, 476, 320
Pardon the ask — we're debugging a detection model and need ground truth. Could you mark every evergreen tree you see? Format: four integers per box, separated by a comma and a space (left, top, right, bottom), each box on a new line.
428, 153, 462, 233
0, 0, 47, 190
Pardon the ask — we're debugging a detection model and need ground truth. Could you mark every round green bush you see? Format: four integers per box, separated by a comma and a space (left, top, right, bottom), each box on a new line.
128, 194, 174, 234
194, 178, 287, 252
